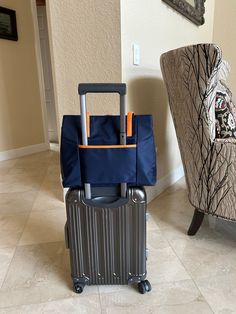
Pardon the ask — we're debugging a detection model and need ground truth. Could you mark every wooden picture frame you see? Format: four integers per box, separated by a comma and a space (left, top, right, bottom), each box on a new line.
0, 6, 18, 41
162, 0, 205, 26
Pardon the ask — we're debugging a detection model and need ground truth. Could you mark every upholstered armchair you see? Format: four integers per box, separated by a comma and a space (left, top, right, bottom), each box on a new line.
160, 44, 236, 235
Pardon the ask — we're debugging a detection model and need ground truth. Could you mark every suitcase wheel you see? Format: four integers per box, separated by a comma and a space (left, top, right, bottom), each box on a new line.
138, 280, 152, 294
73, 282, 85, 294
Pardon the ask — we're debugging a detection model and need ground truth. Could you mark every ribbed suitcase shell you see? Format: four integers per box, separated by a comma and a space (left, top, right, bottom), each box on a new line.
65, 187, 147, 286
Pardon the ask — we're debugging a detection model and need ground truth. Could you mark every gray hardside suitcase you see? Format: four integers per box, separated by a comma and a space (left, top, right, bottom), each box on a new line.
65, 186, 151, 293
64, 84, 151, 294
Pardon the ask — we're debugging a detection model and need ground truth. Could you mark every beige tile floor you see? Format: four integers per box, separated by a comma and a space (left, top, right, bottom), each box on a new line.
0, 150, 236, 313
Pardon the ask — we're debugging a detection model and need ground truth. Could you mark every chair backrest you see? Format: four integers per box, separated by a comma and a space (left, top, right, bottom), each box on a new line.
160, 44, 222, 205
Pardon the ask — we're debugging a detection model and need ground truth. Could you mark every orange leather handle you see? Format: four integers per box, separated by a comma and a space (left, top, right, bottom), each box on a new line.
85, 111, 133, 138
86, 112, 90, 137
127, 112, 133, 137
79, 144, 136, 149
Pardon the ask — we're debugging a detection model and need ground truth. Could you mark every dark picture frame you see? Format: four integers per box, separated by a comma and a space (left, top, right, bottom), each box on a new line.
0, 6, 18, 41
162, 0, 205, 26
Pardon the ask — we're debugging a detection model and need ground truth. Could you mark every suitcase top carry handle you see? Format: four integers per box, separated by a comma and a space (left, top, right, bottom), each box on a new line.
78, 83, 126, 96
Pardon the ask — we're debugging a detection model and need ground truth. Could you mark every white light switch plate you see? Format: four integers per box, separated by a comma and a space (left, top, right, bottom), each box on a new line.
133, 44, 140, 65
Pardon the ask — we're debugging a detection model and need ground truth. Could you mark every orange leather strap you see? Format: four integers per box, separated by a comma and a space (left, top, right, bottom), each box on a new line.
79, 144, 136, 149
85, 112, 133, 138
86, 112, 90, 137
127, 112, 133, 137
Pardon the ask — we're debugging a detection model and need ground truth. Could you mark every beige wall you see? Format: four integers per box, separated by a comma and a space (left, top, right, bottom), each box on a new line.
46, 0, 121, 125
121, 0, 215, 179
0, 0, 45, 152
213, 0, 236, 97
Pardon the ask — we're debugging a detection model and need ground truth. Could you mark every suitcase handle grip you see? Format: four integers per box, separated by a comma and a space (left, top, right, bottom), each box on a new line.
78, 83, 126, 96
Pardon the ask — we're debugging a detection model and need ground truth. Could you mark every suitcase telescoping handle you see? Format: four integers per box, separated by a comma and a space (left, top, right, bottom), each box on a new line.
78, 83, 126, 96
78, 83, 127, 200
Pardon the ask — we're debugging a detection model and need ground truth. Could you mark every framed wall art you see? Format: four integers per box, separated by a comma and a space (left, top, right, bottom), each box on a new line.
162, 0, 205, 26
0, 6, 18, 41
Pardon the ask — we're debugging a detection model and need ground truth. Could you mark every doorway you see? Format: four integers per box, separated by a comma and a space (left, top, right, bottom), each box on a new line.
35, 0, 58, 144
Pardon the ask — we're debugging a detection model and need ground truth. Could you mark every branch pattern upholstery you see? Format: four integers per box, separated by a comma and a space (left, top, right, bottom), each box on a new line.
160, 44, 236, 221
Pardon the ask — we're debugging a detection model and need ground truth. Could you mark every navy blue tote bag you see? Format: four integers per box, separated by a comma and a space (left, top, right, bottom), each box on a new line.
60, 113, 156, 188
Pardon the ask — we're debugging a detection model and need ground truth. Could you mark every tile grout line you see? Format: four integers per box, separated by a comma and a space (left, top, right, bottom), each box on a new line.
15, 155, 56, 247
0, 151, 64, 297
0, 185, 44, 291
0, 292, 101, 311
158, 226, 215, 313
0, 246, 17, 291
98, 286, 105, 314
16, 190, 44, 247
0, 158, 46, 291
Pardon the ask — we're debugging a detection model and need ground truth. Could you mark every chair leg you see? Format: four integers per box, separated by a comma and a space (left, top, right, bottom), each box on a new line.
187, 208, 205, 236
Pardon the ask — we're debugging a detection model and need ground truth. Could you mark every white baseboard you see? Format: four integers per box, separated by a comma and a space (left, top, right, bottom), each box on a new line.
146, 165, 184, 203
50, 143, 60, 152
0, 142, 50, 161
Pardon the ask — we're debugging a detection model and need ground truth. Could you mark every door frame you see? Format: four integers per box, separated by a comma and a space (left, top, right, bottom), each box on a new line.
30, 0, 59, 146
